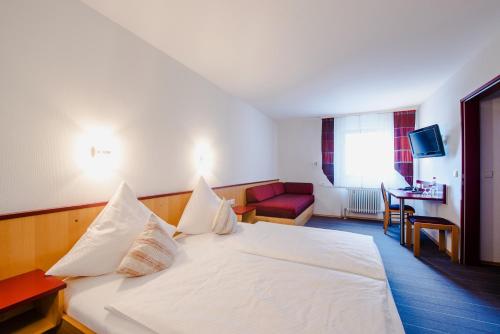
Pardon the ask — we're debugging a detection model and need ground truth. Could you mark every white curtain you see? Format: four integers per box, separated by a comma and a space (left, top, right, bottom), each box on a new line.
334, 112, 406, 189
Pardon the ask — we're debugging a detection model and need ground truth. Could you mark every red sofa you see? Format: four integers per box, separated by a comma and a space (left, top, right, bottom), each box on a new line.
246, 182, 314, 225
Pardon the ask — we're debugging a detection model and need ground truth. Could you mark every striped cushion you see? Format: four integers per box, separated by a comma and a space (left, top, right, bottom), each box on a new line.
117, 214, 177, 277
212, 198, 237, 235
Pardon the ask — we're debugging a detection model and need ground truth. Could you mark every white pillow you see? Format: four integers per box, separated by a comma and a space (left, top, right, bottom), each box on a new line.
177, 177, 221, 234
46, 182, 175, 277
212, 198, 237, 235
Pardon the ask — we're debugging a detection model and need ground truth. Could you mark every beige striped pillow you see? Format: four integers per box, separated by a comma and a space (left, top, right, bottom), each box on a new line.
212, 198, 237, 235
117, 214, 177, 277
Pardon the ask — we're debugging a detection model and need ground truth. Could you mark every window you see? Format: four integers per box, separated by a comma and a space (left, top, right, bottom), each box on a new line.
345, 130, 394, 179
334, 113, 404, 188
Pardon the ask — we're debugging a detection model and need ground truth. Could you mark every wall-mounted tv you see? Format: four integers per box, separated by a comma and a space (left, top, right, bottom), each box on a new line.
408, 124, 445, 158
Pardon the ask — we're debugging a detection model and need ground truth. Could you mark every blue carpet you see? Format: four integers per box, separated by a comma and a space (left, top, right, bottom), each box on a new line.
305, 217, 500, 334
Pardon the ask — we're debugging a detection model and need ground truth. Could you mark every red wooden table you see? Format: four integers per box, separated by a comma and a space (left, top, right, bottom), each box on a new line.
232, 205, 256, 215
388, 184, 446, 245
0, 269, 66, 333
232, 205, 256, 223
0, 269, 66, 312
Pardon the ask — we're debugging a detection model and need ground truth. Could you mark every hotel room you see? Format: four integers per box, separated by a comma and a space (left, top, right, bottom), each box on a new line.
0, 0, 499, 333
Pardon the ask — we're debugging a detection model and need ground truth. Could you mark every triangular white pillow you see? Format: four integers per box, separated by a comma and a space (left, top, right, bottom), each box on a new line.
46, 182, 175, 277
177, 177, 221, 234
212, 198, 237, 235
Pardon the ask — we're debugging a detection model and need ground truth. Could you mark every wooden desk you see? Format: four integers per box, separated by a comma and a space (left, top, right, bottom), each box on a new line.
388, 184, 446, 245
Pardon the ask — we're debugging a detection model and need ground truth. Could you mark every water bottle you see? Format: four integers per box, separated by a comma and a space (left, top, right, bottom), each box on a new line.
431, 177, 437, 196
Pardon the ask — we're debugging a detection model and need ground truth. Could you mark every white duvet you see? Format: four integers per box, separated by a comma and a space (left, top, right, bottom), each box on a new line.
222, 222, 386, 280
102, 223, 403, 334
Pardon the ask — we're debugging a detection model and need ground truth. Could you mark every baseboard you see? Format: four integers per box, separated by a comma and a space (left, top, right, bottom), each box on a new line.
312, 214, 383, 223
346, 215, 383, 222
421, 230, 499, 266
312, 213, 343, 219
480, 260, 500, 267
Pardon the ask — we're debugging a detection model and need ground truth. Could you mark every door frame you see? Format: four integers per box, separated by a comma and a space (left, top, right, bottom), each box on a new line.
460, 75, 500, 265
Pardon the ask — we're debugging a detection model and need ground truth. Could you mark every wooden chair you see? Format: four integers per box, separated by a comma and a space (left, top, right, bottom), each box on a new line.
406, 216, 459, 263
380, 183, 415, 234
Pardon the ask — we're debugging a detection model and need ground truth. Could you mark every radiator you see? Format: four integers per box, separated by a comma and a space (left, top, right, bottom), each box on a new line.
346, 188, 381, 215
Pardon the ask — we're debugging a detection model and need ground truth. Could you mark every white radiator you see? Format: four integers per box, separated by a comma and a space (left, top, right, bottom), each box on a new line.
347, 188, 381, 215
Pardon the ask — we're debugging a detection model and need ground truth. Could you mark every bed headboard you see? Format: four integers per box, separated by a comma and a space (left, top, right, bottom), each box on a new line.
0, 179, 277, 279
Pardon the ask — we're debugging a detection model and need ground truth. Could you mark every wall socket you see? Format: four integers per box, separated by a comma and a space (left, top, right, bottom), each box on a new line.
484, 170, 494, 179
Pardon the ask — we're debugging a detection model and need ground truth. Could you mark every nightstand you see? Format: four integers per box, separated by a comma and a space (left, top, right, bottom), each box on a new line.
0, 269, 66, 334
233, 205, 256, 223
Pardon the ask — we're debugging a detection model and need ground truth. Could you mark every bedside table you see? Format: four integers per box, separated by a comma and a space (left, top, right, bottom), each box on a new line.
0, 269, 66, 334
233, 205, 256, 223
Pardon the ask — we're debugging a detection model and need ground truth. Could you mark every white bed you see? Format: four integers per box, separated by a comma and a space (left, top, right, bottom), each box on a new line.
64, 222, 403, 334
64, 274, 156, 334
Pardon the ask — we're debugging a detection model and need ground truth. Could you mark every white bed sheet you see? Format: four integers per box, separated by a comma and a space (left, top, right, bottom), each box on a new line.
64, 274, 156, 334
65, 223, 403, 334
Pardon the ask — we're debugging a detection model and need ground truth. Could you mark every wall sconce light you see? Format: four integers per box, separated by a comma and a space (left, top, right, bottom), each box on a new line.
90, 146, 112, 158
195, 141, 213, 176
198, 154, 207, 171
86, 128, 115, 159
75, 127, 120, 179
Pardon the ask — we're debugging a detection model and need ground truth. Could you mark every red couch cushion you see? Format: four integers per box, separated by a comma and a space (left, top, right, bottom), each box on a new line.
284, 182, 313, 195
270, 182, 285, 196
254, 194, 314, 219
246, 184, 276, 203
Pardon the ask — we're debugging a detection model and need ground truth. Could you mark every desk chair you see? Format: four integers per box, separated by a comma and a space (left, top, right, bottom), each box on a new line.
381, 183, 415, 234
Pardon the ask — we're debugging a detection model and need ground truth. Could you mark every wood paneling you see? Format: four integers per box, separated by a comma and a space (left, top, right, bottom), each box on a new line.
0, 179, 279, 221
0, 180, 277, 279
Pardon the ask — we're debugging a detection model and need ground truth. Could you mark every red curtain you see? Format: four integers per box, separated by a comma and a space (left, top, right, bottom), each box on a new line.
321, 118, 334, 185
394, 110, 416, 186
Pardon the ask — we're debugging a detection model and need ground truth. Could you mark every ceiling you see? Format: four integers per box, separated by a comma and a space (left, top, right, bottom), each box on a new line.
81, 0, 500, 118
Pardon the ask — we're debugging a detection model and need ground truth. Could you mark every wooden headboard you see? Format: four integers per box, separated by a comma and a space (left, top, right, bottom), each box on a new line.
0, 179, 277, 279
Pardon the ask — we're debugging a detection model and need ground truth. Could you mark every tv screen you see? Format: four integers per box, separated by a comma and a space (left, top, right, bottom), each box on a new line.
408, 124, 445, 158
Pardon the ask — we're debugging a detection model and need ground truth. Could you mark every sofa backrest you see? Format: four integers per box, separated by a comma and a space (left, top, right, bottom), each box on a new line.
246, 184, 276, 203
284, 182, 314, 195
270, 182, 285, 196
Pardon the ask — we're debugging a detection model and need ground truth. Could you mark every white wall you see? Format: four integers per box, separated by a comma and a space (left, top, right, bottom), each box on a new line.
0, 0, 278, 214
479, 92, 500, 262
277, 118, 344, 216
417, 34, 500, 250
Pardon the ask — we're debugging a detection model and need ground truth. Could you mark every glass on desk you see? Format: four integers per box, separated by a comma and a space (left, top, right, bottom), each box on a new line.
423, 186, 431, 197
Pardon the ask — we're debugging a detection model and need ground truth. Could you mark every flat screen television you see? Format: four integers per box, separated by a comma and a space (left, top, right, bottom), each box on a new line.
408, 124, 445, 158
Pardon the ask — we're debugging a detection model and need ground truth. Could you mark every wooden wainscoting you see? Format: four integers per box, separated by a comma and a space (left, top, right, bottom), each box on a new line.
0, 179, 277, 280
